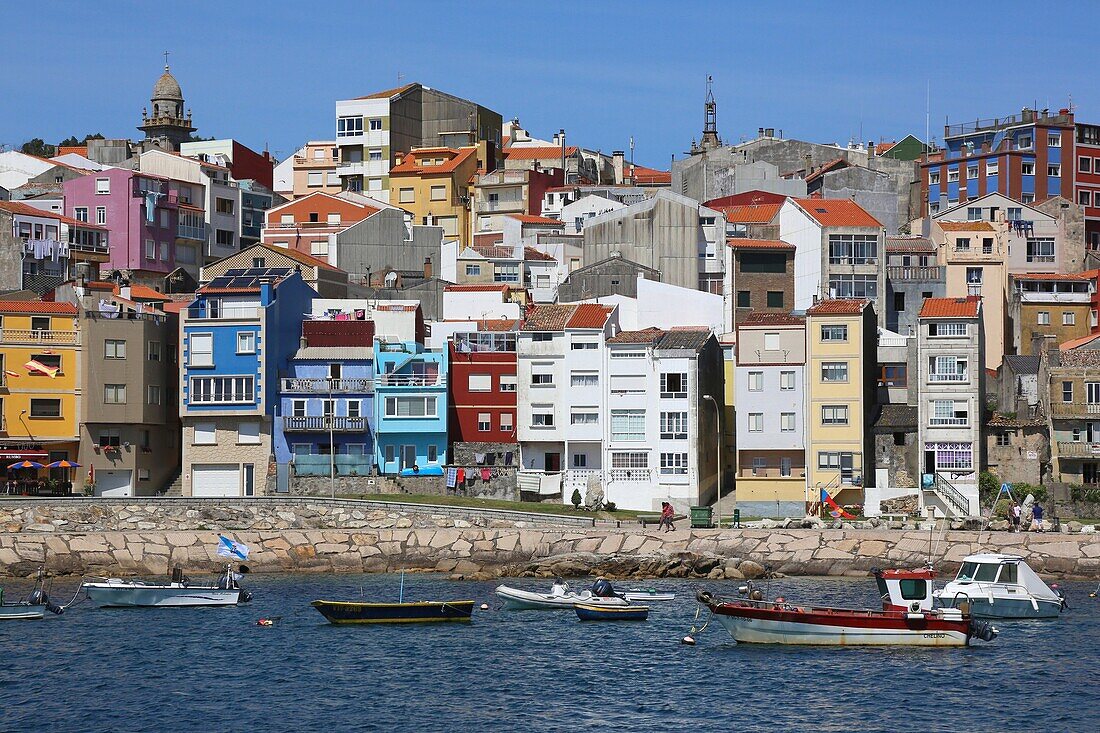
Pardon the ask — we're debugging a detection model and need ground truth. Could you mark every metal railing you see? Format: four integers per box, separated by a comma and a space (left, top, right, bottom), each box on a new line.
927, 472, 969, 517
928, 373, 968, 383
280, 378, 374, 394
886, 265, 943, 281
283, 416, 368, 432
1056, 441, 1100, 458
1051, 403, 1100, 417
374, 374, 446, 388
0, 329, 79, 345
929, 417, 969, 426
608, 468, 651, 482
476, 199, 524, 212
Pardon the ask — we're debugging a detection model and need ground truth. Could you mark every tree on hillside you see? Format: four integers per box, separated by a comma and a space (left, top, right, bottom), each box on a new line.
20, 138, 55, 157
58, 133, 106, 148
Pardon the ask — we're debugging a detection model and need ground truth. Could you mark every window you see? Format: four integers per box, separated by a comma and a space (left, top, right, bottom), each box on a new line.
238, 422, 261, 444
216, 230, 234, 248
748, 413, 763, 432
1063, 311, 1076, 326
1037, 311, 1050, 325
530, 333, 553, 342
821, 362, 848, 382
781, 412, 795, 432
879, 364, 907, 387
929, 321, 967, 337
929, 171, 941, 185
967, 207, 982, 221
1080, 156, 1093, 173
29, 398, 61, 418
95, 206, 106, 225
821, 405, 849, 425
611, 452, 648, 469
499, 375, 517, 392
660, 373, 687, 398
955, 237, 970, 252
192, 423, 217, 445
930, 355, 967, 382
571, 372, 598, 387
337, 116, 363, 137
74, 207, 88, 222
190, 376, 255, 404
737, 290, 750, 308
500, 413, 513, 432
751, 457, 767, 476
1018, 134, 1033, 149
307, 172, 323, 187
147, 385, 162, 405
660, 412, 688, 439
930, 399, 969, 426
105, 339, 126, 359
763, 332, 780, 350
829, 274, 876, 299
1022, 193, 1035, 204
398, 188, 415, 204
982, 238, 993, 254
766, 291, 784, 308
468, 374, 492, 392
311, 241, 328, 257
610, 350, 643, 358
368, 118, 382, 131
986, 160, 999, 176
893, 291, 906, 313
1089, 382, 1100, 405
215, 198, 235, 215
1080, 190, 1093, 206
1022, 162, 1035, 176
611, 410, 646, 441
820, 325, 848, 342
1063, 381, 1073, 403
104, 384, 127, 404
1026, 238, 1055, 263
828, 234, 878, 265
1049, 134, 1061, 148
237, 331, 256, 354
291, 399, 306, 417
967, 165, 978, 179
570, 340, 598, 350
571, 411, 598, 425
660, 453, 689, 475
368, 149, 383, 161
531, 373, 554, 386
1048, 164, 1061, 177
478, 413, 492, 432
188, 333, 213, 367
947, 169, 959, 182
383, 396, 437, 417
531, 411, 554, 427
148, 341, 161, 361
145, 239, 156, 260
465, 264, 481, 276
327, 213, 341, 226
495, 264, 520, 283
780, 371, 795, 390
430, 185, 447, 201
996, 432, 1011, 447
98, 428, 121, 448
95, 178, 110, 194
747, 371, 763, 391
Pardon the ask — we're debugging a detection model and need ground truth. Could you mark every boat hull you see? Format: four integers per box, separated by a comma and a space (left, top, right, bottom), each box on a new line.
575, 603, 649, 621
0, 605, 45, 620
312, 600, 474, 624
495, 585, 628, 611
712, 612, 969, 646
83, 583, 246, 608
623, 590, 675, 603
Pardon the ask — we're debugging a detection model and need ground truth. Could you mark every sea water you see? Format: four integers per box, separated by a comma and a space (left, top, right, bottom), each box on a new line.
2, 573, 1097, 732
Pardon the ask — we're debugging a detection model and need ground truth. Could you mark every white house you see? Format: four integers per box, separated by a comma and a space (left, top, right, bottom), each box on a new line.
560, 194, 626, 233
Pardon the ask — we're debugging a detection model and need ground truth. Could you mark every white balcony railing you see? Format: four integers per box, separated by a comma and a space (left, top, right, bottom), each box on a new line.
185, 308, 260, 320
281, 377, 374, 394
374, 374, 446, 388
928, 373, 968, 383
283, 416, 368, 432
0, 328, 79, 345
929, 418, 969, 427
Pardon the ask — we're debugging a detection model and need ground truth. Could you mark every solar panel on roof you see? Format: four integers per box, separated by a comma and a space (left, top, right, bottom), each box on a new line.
229, 277, 256, 287
243, 268, 267, 276
207, 276, 234, 288
269, 267, 291, 276
224, 268, 247, 276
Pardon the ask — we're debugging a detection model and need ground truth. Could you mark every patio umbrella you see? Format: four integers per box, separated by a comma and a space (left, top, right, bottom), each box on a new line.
7, 460, 45, 470
46, 460, 81, 469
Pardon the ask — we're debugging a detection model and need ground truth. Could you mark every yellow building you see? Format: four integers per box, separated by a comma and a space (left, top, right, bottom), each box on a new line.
804, 299, 877, 507
389, 146, 479, 244
0, 301, 82, 487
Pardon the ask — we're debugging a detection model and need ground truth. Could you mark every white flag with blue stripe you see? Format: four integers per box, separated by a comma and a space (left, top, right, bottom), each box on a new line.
217, 535, 250, 560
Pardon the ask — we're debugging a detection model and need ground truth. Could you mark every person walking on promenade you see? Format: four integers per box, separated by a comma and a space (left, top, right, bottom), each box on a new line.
1010, 501, 1021, 533
660, 502, 676, 533
1031, 502, 1045, 532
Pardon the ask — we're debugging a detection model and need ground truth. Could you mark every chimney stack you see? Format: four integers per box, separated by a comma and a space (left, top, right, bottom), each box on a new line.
300, 335, 308, 350
612, 150, 625, 185
423, 256, 433, 279
758, 127, 765, 138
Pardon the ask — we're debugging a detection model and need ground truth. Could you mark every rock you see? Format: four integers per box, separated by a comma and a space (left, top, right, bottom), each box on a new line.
868, 516, 882, 528
988, 519, 1010, 531
830, 520, 843, 529
24, 523, 57, 532
800, 515, 826, 529
1081, 525, 1096, 534
738, 560, 766, 579
453, 520, 472, 529
1068, 521, 1083, 534
758, 519, 778, 529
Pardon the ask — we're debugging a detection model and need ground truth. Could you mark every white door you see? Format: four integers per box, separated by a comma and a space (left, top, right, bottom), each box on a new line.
96, 469, 132, 497
191, 464, 240, 497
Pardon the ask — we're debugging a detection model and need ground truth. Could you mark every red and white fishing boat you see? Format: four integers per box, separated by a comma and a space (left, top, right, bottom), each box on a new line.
696, 568, 998, 647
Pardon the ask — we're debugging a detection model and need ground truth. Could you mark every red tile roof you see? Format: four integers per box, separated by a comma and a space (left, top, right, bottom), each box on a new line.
161, 299, 191, 315
0, 300, 78, 315
56, 146, 88, 157
937, 220, 996, 232
1060, 333, 1100, 351
566, 303, 613, 330
739, 312, 805, 326
503, 146, 579, 161
509, 214, 563, 225
523, 246, 556, 262
802, 157, 849, 184
919, 296, 981, 319
715, 203, 782, 224
116, 284, 171, 301
727, 238, 794, 250
468, 243, 515, 259
0, 200, 108, 230
874, 142, 896, 155
444, 284, 512, 293
390, 147, 476, 175
626, 164, 671, 185
1012, 272, 1091, 281
885, 236, 935, 253
793, 199, 882, 228
607, 327, 664, 344
523, 304, 576, 331
445, 318, 520, 332
84, 281, 115, 291
805, 299, 870, 316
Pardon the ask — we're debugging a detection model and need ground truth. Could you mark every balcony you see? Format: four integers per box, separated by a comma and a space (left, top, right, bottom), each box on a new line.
281, 377, 374, 394
886, 265, 943, 282
0, 328, 79, 345
337, 160, 386, 178
293, 453, 374, 477
477, 199, 525, 213
375, 374, 446, 388
1051, 403, 1100, 417
928, 373, 968, 383
608, 468, 652, 483
283, 416, 368, 432
178, 223, 207, 241
930, 417, 969, 427
185, 307, 260, 321
1057, 441, 1100, 458
478, 170, 531, 185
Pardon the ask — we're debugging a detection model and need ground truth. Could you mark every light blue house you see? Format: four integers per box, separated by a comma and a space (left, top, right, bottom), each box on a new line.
179, 267, 315, 496
274, 320, 376, 478
372, 337, 448, 475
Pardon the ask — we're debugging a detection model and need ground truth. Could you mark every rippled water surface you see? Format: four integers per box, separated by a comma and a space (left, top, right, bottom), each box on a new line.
2, 573, 1098, 732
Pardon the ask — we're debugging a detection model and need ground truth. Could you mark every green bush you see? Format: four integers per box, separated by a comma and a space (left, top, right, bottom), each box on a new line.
978, 471, 1000, 509
991, 498, 1012, 520
1013, 483, 1049, 504
1070, 484, 1100, 503
570, 488, 582, 508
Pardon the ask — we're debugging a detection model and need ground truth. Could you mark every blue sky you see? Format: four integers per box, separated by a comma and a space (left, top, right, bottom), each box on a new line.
1, 0, 1093, 168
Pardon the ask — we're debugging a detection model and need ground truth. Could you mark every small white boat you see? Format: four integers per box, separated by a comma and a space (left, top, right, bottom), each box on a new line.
933, 553, 1066, 619
622, 589, 675, 603
1, 573, 66, 620
496, 580, 629, 611
83, 565, 252, 608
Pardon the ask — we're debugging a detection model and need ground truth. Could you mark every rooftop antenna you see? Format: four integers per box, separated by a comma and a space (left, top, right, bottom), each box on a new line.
397, 71, 405, 85
925, 80, 930, 150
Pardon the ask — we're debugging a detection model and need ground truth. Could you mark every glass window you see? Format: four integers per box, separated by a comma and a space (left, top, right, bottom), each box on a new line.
104, 384, 127, 404
570, 372, 598, 387
828, 234, 879, 265
766, 291, 784, 308
468, 374, 492, 392
747, 371, 763, 391
1063, 381, 1073, 402
781, 413, 795, 432
659, 453, 688, 475
821, 362, 848, 382
238, 423, 261, 444
105, 339, 126, 359
821, 405, 849, 425
660, 412, 688, 439
899, 579, 928, 600
237, 331, 256, 354
660, 373, 688, 398
737, 290, 750, 308
820, 324, 848, 342
780, 371, 795, 390
29, 398, 61, 418
570, 411, 598, 425
610, 410, 646, 441
997, 563, 1018, 584
748, 413, 763, 432
478, 413, 492, 431
1026, 238, 1055, 263
763, 332, 780, 350
193, 423, 216, 444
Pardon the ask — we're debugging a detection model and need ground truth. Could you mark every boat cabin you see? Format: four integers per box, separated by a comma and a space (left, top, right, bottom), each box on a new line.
873, 567, 936, 612
952, 556, 1019, 585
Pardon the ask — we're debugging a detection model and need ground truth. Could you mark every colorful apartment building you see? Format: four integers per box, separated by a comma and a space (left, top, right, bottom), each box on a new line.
804, 299, 877, 507
0, 201, 110, 293
1009, 273, 1095, 356
723, 238, 795, 330
445, 320, 519, 445
389, 147, 479, 242
260, 191, 382, 263
0, 301, 82, 487
372, 336, 448, 475
1075, 123, 1100, 248
472, 167, 563, 233
1046, 333, 1100, 486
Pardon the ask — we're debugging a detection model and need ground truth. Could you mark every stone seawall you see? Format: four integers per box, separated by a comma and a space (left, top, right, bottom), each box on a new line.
3, 526, 1098, 580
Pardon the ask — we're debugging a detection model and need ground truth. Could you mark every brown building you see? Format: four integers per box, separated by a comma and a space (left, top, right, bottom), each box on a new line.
725, 238, 795, 325
1010, 273, 1095, 356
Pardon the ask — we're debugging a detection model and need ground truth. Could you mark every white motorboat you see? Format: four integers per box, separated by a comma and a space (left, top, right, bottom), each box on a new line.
1, 572, 66, 620
495, 580, 629, 611
83, 564, 252, 608
933, 553, 1066, 619
622, 588, 675, 603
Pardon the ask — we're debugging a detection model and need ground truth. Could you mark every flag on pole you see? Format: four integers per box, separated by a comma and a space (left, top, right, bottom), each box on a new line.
24, 360, 58, 378
216, 535, 250, 560
820, 488, 855, 520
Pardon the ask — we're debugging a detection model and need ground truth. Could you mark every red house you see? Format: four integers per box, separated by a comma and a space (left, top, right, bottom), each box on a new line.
446, 319, 520, 444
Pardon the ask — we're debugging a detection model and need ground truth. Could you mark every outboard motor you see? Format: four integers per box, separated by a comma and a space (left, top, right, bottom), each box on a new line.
171, 566, 184, 584
969, 618, 998, 643
591, 578, 616, 598
28, 588, 63, 615
238, 589, 253, 604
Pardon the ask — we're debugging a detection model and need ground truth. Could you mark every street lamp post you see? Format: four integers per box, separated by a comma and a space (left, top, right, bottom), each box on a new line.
328, 380, 335, 499
703, 394, 722, 529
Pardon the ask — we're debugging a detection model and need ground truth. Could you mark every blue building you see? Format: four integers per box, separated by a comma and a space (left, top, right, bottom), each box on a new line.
373, 337, 448, 475
179, 267, 315, 496
923, 107, 1075, 215
239, 179, 276, 247
274, 320, 376, 479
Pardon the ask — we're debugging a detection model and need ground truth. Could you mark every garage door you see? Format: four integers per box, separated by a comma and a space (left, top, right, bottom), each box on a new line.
96, 469, 132, 498
191, 464, 240, 497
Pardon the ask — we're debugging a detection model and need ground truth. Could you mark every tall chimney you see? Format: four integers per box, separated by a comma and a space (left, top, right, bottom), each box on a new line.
612, 150, 625, 185
423, 256, 433, 279
300, 335, 308, 350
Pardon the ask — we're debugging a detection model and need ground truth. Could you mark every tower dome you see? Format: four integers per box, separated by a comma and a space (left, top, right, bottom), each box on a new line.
152, 65, 183, 101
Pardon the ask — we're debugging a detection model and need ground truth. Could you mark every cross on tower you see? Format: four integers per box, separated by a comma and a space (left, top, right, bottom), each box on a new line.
163, 50, 170, 69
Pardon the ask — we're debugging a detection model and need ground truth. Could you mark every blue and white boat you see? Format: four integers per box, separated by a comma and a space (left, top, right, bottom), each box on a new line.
83, 564, 252, 608
933, 553, 1066, 619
